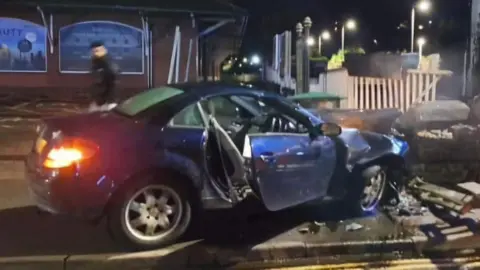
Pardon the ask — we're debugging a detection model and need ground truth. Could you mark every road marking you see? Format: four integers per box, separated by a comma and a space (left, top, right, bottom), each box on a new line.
264, 257, 480, 269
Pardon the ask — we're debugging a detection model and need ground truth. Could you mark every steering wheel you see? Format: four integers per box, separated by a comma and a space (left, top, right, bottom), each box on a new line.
258, 114, 281, 132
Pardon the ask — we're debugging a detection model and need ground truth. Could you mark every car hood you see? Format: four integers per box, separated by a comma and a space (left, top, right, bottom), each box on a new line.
309, 108, 402, 133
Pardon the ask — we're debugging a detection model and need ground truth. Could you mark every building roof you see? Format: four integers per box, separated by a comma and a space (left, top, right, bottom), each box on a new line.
6, 0, 248, 16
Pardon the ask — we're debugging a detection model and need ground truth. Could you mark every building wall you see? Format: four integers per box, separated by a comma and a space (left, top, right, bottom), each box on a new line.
0, 9, 199, 100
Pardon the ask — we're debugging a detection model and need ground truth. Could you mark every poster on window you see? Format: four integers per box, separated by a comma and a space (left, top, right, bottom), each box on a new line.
59, 21, 144, 74
0, 18, 47, 72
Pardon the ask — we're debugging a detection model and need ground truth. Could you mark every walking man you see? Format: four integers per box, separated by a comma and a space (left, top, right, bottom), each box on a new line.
89, 41, 118, 112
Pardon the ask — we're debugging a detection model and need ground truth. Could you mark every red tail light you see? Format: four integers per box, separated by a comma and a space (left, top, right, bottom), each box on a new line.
43, 138, 99, 169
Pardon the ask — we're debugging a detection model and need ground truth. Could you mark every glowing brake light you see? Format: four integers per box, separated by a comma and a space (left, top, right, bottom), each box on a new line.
43, 138, 98, 169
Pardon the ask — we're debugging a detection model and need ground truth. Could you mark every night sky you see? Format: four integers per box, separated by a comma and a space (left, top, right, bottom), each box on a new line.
234, 0, 471, 58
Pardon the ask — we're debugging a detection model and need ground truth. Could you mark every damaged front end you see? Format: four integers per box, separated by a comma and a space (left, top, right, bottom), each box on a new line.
339, 128, 409, 171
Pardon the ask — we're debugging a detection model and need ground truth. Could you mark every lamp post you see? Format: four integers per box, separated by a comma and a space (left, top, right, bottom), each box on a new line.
318, 30, 331, 56
341, 19, 356, 52
417, 37, 426, 68
411, 0, 431, 52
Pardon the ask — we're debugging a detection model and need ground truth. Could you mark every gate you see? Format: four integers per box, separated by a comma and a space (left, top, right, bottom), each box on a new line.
347, 69, 453, 112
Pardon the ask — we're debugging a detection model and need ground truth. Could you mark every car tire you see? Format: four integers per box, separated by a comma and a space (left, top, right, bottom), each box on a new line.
344, 166, 388, 216
106, 174, 193, 251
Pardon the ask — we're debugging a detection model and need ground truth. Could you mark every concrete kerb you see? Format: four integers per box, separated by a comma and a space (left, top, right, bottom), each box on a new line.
0, 255, 66, 270
0, 238, 426, 270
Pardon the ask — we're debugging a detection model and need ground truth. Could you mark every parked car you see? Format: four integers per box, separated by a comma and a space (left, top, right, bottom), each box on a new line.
26, 83, 409, 250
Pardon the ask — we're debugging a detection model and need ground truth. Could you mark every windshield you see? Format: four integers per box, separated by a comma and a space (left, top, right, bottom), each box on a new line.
114, 87, 184, 117
275, 95, 324, 125
234, 95, 323, 125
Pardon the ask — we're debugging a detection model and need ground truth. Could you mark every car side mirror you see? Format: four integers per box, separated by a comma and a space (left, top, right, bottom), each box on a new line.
310, 122, 342, 138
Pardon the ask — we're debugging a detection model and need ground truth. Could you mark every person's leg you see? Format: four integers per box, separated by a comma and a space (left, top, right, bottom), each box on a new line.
89, 84, 104, 112
91, 89, 108, 112
102, 80, 116, 110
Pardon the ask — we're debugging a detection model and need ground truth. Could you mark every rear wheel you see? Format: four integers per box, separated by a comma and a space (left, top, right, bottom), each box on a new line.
107, 175, 193, 251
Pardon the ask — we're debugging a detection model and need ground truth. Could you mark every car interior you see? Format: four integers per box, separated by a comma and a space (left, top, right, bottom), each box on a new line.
199, 95, 308, 194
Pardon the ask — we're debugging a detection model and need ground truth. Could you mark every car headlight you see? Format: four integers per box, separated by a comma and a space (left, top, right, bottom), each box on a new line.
390, 137, 409, 156
390, 127, 404, 138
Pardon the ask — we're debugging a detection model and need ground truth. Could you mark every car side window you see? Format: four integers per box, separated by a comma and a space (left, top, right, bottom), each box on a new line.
170, 103, 205, 127
208, 97, 237, 117
200, 96, 251, 127
258, 97, 310, 133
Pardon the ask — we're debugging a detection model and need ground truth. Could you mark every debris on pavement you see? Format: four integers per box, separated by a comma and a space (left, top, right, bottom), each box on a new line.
298, 221, 326, 234
386, 190, 428, 217
408, 177, 475, 214
345, 222, 364, 231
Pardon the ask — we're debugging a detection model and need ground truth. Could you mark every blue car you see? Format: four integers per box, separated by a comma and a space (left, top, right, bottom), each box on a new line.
26, 83, 409, 250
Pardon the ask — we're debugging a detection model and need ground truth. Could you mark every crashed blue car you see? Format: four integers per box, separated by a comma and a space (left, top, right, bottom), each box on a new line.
26, 83, 409, 250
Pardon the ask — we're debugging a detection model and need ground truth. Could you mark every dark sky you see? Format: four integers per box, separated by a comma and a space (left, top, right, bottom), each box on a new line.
233, 0, 471, 57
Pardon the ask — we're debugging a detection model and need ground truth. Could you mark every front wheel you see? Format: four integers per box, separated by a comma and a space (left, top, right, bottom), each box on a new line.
107, 176, 193, 251
345, 166, 388, 215
359, 169, 388, 212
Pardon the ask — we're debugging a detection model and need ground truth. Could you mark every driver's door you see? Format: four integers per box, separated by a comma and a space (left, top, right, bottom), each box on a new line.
243, 103, 337, 211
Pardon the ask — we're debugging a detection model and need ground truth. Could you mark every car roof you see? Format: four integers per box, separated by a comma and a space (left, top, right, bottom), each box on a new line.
167, 82, 279, 99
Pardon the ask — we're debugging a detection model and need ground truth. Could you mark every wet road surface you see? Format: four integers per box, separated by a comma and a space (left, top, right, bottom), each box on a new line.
0, 101, 83, 118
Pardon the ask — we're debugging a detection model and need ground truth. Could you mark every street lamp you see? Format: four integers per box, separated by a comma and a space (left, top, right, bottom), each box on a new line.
411, 0, 431, 52
306, 36, 315, 46
321, 31, 331, 40
251, 54, 261, 65
417, 37, 426, 62
317, 30, 331, 56
341, 19, 356, 52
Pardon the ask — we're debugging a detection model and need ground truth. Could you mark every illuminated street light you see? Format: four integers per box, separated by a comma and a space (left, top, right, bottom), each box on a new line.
306, 36, 315, 46
411, 0, 431, 52
417, 0, 431, 12
341, 19, 356, 51
317, 30, 331, 56
242, 57, 248, 63
321, 31, 331, 40
251, 54, 261, 65
345, 19, 356, 30
417, 37, 426, 67
417, 37, 426, 46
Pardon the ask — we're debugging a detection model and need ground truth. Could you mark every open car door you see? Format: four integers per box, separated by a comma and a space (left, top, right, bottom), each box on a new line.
243, 133, 337, 211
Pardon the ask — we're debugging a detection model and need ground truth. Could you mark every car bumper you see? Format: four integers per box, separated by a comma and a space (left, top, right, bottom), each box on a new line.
25, 152, 110, 220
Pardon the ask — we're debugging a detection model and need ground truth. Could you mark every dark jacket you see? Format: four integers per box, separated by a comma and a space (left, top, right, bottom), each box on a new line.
91, 56, 118, 86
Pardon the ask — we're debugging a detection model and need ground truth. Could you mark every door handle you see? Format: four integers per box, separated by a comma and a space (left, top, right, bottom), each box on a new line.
259, 152, 276, 163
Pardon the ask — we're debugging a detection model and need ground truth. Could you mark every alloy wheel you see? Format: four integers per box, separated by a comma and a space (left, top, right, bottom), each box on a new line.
360, 170, 387, 211
124, 185, 183, 242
